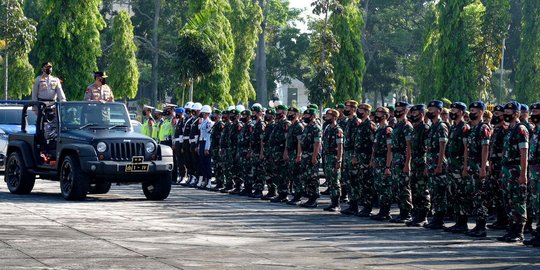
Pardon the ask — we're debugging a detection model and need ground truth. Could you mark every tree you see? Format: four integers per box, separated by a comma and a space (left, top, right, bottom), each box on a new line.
108, 11, 139, 100
0, 0, 37, 99
330, 0, 365, 103
515, 0, 540, 103
33, 0, 105, 100
228, 0, 263, 104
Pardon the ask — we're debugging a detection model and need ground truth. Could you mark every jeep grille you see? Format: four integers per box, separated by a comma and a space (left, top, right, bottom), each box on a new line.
110, 142, 145, 161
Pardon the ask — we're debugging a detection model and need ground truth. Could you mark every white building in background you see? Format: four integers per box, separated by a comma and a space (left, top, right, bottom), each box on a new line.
276, 79, 310, 108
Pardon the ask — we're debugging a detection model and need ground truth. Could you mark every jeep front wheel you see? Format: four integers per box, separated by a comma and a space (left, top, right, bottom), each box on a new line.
60, 155, 90, 200
89, 182, 112, 194
142, 172, 172, 200
5, 151, 35, 194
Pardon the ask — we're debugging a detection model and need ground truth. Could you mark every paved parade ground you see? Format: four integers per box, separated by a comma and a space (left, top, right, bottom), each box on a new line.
1, 178, 540, 270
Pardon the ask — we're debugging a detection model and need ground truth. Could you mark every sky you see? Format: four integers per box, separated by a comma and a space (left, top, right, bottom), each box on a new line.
289, 0, 313, 32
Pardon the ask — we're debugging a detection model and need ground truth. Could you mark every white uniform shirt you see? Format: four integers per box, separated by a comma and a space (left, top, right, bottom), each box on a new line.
199, 117, 214, 150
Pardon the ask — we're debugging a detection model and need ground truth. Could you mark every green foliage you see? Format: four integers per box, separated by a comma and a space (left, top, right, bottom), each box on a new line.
330, 0, 365, 103
228, 0, 263, 104
307, 64, 336, 107
515, 0, 540, 103
33, 0, 105, 100
108, 11, 139, 100
0, 0, 37, 98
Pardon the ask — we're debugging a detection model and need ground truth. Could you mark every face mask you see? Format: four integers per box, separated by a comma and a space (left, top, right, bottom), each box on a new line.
531, 114, 540, 125
142, 111, 147, 116
264, 116, 271, 122
503, 114, 513, 123
251, 115, 257, 121
449, 112, 458, 120
491, 116, 502, 125
374, 116, 382, 123
163, 110, 170, 116
287, 115, 294, 121
303, 117, 311, 124
210, 116, 217, 121
469, 112, 478, 121
394, 110, 404, 119
343, 110, 351, 116
325, 119, 333, 125
276, 114, 284, 120
44, 68, 52, 75
101, 78, 107, 85
408, 115, 421, 123
357, 112, 365, 119
426, 112, 435, 120
230, 115, 237, 121
241, 117, 249, 123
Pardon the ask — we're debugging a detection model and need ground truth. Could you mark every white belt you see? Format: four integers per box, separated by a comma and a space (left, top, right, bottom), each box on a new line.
189, 139, 196, 143
173, 138, 182, 142
183, 136, 189, 140
194, 135, 199, 141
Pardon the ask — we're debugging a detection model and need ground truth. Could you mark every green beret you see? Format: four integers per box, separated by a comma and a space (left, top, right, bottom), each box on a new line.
241, 110, 252, 116
288, 106, 299, 113
276, 105, 288, 111
251, 106, 263, 113
336, 103, 345, 109
265, 108, 276, 116
304, 108, 317, 116
307, 104, 319, 110
214, 109, 222, 114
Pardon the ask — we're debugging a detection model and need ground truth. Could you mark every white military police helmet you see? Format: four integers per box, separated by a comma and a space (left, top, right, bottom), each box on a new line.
192, 102, 203, 111
201, 105, 212, 114
227, 105, 236, 111
236, 104, 245, 112
185, 101, 194, 109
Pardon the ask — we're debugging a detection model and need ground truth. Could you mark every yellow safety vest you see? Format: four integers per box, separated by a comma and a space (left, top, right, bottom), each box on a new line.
159, 118, 173, 141
142, 118, 151, 136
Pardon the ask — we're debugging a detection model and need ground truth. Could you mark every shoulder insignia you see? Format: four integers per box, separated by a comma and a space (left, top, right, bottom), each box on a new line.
519, 126, 526, 135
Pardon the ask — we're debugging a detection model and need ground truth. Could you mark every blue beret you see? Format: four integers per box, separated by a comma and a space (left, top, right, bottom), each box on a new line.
530, 103, 540, 110
469, 101, 486, 110
494, 105, 504, 112
410, 104, 426, 112
521, 104, 529, 112
428, 100, 444, 109
395, 101, 410, 108
504, 101, 520, 111
451, 102, 467, 111
175, 107, 185, 114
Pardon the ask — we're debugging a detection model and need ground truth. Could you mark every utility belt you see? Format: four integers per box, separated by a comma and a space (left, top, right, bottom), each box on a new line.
38, 98, 55, 102
324, 149, 337, 155
529, 160, 540, 166
502, 160, 521, 166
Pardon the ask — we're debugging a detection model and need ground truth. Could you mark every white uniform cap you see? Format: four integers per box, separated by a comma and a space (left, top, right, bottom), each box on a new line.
184, 101, 194, 109
227, 105, 236, 111
236, 105, 245, 112
201, 105, 212, 114
192, 102, 203, 111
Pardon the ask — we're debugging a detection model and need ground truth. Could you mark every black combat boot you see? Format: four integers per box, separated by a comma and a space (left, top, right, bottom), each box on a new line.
465, 218, 487, 237
270, 193, 289, 203
239, 184, 253, 196
287, 193, 303, 205
502, 223, 525, 243
229, 186, 243, 195
371, 206, 392, 221
323, 197, 341, 212
251, 190, 264, 199
524, 218, 534, 234
340, 192, 349, 203
487, 208, 509, 230
212, 182, 224, 192
261, 187, 277, 200
320, 188, 331, 196
300, 196, 318, 208
443, 215, 469, 233
355, 205, 373, 218
406, 209, 428, 227
340, 200, 358, 215
524, 227, 540, 246
424, 211, 445, 229
220, 183, 234, 193
390, 209, 412, 223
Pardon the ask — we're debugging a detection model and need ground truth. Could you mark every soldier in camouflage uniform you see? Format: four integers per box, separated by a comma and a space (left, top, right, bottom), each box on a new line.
355, 103, 377, 217
406, 104, 431, 227
487, 105, 509, 229
524, 103, 540, 246
424, 100, 449, 230
261, 109, 278, 200
298, 108, 322, 208
322, 109, 344, 211
497, 101, 529, 243
370, 107, 394, 221
520, 104, 535, 234
285, 107, 306, 205
443, 102, 470, 233
463, 102, 491, 237
270, 105, 292, 203
210, 109, 225, 191
238, 110, 254, 195
390, 101, 414, 223
250, 105, 267, 198
223, 109, 243, 193
219, 108, 234, 192
336, 103, 349, 199
340, 100, 362, 215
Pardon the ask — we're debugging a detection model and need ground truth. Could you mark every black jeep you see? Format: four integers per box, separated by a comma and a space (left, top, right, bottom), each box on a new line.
4, 101, 174, 200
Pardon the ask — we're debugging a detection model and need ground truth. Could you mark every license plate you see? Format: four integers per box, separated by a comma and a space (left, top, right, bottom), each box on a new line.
125, 163, 149, 173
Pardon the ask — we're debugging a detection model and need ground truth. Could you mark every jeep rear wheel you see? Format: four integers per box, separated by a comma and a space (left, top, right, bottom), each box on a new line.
60, 155, 90, 200
142, 172, 172, 200
89, 182, 111, 194
5, 151, 35, 194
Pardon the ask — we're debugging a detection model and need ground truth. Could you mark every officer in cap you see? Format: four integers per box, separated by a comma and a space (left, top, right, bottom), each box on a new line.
173, 107, 186, 184
141, 105, 155, 137
32, 62, 67, 102
85, 71, 114, 102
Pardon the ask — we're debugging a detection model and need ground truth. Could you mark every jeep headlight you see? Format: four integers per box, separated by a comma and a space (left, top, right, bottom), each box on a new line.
145, 142, 156, 153
96, 142, 107, 153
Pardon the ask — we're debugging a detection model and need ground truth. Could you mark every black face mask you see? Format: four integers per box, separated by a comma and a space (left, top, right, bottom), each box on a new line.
357, 112, 365, 119
101, 78, 107, 85
287, 115, 294, 121
264, 116, 272, 122
303, 117, 311, 124
408, 115, 421, 123
44, 68, 52, 75
469, 112, 479, 121
210, 116, 217, 121
531, 114, 540, 125
394, 110, 404, 119
449, 112, 458, 120
374, 116, 382, 123
251, 115, 257, 121
230, 115, 237, 121
276, 114, 284, 120
426, 112, 435, 120
241, 117, 249, 123
343, 110, 351, 116
325, 119, 333, 125
503, 114, 513, 123
142, 110, 147, 116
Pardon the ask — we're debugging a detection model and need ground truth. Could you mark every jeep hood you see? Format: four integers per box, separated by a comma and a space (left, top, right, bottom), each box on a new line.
61, 129, 153, 142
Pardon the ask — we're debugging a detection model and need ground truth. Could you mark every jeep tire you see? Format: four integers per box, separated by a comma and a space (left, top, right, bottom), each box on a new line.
142, 172, 172, 200
5, 151, 35, 194
60, 155, 90, 200
89, 182, 112, 194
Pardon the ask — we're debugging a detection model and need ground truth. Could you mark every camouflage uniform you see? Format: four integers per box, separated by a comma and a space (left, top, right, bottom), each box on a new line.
391, 119, 414, 215
269, 118, 291, 197
322, 123, 344, 199
426, 120, 449, 213
337, 116, 349, 194
373, 124, 394, 211
529, 125, 540, 226
220, 121, 233, 188
487, 124, 508, 224
411, 121, 431, 215
286, 121, 305, 196
300, 121, 322, 198
501, 122, 529, 230
251, 119, 266, 193
447, 121, 470, 216
355, 119, 377, 210
238, 120, 254, 190
228, 120, 243, 189
262, 120, 277, 195
343, 116, 362, 202
466, 122, 491, 220
210, 119, 225, 188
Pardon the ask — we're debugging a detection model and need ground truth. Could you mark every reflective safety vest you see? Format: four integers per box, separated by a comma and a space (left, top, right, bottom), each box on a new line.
142, 118, 152, 137
159, 118, 173, 141
152, 120, 160, 141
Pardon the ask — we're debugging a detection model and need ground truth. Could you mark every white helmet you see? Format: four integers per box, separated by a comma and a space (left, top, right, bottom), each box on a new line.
185, 101, 194, 109
323, 108, 330, 114
227, 105, 236, 111
192, 102, 203, 111
236, 104, 245, 112
201, 105, 212, 114
274, 100, 281, 107
301, 106, 308, 114
252, 103, 262, 109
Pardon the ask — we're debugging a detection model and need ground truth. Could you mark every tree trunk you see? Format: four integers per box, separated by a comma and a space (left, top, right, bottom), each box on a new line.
255, 0, 268, 106
151, 0, 161, 106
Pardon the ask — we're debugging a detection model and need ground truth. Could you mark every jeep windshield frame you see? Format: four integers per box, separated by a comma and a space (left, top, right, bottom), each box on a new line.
57, 102, 132, 131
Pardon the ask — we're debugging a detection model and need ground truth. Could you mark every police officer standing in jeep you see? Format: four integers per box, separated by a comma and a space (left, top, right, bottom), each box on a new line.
32, 62, 67, 102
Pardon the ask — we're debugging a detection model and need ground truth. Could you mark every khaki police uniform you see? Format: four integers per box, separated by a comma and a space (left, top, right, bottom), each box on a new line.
84, 83, 114, 102
31, 74, 66, 102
